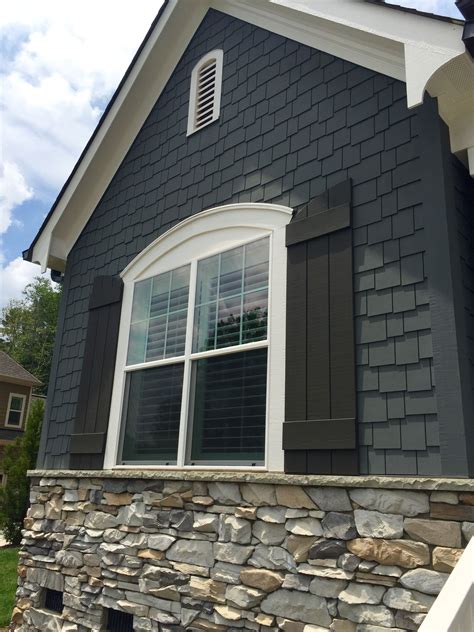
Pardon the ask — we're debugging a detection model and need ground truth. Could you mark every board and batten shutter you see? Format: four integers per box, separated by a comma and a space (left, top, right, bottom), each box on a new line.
69, 276, 123, 469
283, 179, 358, 475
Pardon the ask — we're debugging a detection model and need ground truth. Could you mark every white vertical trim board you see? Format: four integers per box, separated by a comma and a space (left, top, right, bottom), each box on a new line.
103, 203, 292, 471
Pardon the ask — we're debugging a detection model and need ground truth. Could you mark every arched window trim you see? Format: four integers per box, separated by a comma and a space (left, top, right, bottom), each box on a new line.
187, 49, 224, 136
104, 203, 292, 471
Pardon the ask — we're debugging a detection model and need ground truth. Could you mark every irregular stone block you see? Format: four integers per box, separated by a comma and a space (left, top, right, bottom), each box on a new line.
395, 610, 426, 630
462, 521, 474, 541
189, 577, 226, 603
117, 502, 146, 526
253, 521, 287, 545
430, 502, 474, 522
432, 546, 463, 572
338, 553, 360, 571
399, 568, 449, 595
287, 535, 318, 562
249, 544, 296, 572
307, 487, 352, 512
218, 515, 251, 544
337, 602, 394, 628
214, 604, 242, 621
404, 518, 461, 547
103, 492, 133, 506
430, 491, 458, 505
166, 539, 214, 567
309, 539, 346, 560
329, 619, 356, 632
261, 589, 331, 627
383, 587, 435, 612
84, 511, 118, 529
211, 562, 242, 584
286, 517, 323, 537
282, 573, 312, 592
339, 582, 385, 605
459, 492, 474, 505
241, 483, 277, 506
208, 482, 242, 505
148, 534, 176, 551
275, 486, 317, 509
309, 577, 348, 598
193, 512, 219, 532
240, 568, 284, 592
354, 510, 403, 539
298, 565, 353, 580
226, 584, 266, 608
257, 506, 287, 523
347, 538, 430, 568
350, 488, 429, 516
55, 550, 83, 568
235, 506, 257, 520
322, 513, 357, 540
213, 542, 254, 565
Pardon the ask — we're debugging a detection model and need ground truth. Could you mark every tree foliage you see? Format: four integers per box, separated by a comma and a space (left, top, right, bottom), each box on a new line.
0, 399, 44, 545
0, 277, 61, 394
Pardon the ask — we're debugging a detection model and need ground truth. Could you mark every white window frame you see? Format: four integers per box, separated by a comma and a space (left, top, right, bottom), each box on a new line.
187, 49, 224, 136
4, 392, 27, 429
104, 202, 292, 471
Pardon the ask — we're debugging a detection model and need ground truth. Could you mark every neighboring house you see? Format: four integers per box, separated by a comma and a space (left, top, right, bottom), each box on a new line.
13, 1, 474, 631
0, 351, 41, 484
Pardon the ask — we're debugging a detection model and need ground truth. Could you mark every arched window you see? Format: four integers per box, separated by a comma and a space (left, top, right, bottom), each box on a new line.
187, 50, 224, 135
104, 203, 292, 471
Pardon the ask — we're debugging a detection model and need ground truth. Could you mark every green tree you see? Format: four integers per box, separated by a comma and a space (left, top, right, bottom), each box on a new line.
0, 399, 44, 545
0, 277, 61, 395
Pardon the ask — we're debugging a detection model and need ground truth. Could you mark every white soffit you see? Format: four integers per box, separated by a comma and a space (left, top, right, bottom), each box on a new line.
30, 0, 473, 272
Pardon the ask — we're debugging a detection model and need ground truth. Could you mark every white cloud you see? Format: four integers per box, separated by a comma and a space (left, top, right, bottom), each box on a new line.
0, 257, 46, 310
0, 161, 33, 234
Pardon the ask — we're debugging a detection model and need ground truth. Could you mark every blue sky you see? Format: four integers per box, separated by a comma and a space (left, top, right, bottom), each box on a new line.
0, 0, 463, 309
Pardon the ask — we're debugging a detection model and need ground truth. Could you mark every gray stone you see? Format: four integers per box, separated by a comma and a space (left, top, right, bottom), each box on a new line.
249, 544, 297, 572
214, 542, 254, 565
338, 553, 360, 571
286, 509, 309, 519
430, 491, 458, 505
26, 608, 63, 632
309, 539, 346, 560
193, 512, 219, 532
404, 518, 462, 547
148, 534, 176, 551
383, 587, 435, 612
256, 506, 286, 523
298, 565, 353, 580
55, 550, 83, 568
170, 509, 194, 531
371, 565, 402, 577
226, 585, 266, 608
240, 483, 277, 506
337, 603, 394, 628
84, 511, 118, 529
395, 611, 426, 630
253, 521, 287, 545
208, 482, 242, 505
357, 627, 405, 632
400, 568, 449, 595
218, 515, 252, 544
104, 528, 126, 542
166, 539, 214, 567
462, 521, 474, 540
26, 568, 64, 591
286, 518, 323, 536
117, 502, 146, 526
349, 488, 429, 516
338, 582, 385, 605
354, 510, 403, 539
211, 562, 242, 584
322, 513, 357, 540
307, 487, 352, 511
282, 574, 312, 592
261, 589, 331, 627
309, 577, 348, 598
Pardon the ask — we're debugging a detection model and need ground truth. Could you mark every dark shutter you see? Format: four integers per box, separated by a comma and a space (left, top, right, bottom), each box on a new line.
284, 179, 358, 475
69, 276, 123, 469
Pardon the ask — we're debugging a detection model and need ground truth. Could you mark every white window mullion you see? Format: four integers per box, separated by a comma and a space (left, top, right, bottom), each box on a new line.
176, 259, 198, 467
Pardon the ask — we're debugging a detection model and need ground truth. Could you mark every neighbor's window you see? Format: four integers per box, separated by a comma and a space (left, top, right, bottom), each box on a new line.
5, 394, 26, 428
120, 237, 269, 465
187, 50, 223, 135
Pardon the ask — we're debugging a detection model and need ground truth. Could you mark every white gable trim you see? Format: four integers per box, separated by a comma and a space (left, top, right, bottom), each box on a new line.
28, 0, 473, 272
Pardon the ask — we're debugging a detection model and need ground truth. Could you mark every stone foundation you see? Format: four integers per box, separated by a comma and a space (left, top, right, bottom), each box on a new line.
12, 472, 474, 631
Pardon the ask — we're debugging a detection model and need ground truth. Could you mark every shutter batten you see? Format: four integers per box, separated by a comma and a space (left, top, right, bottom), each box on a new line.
284, 179, 358, 475
69, 275, 123, 469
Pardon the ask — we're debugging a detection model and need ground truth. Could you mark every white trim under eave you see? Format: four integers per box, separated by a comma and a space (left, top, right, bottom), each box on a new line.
29, 0, 470, 271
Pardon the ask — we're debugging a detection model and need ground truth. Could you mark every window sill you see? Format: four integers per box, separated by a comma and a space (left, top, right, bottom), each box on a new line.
27, 468, 474, 491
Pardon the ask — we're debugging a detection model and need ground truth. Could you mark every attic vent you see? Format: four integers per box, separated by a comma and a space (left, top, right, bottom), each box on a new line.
187, 49, 223, 135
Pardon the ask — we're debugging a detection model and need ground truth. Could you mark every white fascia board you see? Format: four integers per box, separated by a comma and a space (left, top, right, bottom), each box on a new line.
31, 0, 210, 271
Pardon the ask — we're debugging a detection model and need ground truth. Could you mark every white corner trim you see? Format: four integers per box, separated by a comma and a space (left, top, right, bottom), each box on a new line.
419, 537, 474, 632
187, 49, 224, 135
104, 202, 292, 471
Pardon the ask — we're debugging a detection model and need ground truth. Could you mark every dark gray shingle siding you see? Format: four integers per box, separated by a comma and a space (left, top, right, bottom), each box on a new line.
39, 9, 439, 473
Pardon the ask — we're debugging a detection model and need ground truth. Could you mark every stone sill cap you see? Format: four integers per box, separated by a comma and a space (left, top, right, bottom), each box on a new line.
28, 469, 474, 491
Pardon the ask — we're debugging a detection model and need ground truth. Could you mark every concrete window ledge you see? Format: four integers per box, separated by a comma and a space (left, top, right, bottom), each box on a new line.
28, 469, 474, 491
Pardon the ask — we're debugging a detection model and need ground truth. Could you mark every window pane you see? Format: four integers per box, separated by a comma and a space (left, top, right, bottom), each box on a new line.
7, 410, 21, 426
10, 397, 24, 412
121, 364, 184, 463
189, 348, 267, 462
193, 237, 269, 352
127, 265, 190, 365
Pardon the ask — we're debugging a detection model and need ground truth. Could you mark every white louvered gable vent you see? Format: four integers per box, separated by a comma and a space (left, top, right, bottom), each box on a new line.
187, 50, 223, 136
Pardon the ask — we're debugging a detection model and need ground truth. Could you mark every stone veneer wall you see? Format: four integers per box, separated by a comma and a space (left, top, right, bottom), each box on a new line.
13, 473, 474, 632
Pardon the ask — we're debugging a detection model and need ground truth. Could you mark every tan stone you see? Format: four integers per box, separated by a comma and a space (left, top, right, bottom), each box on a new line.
347, 538, 430, 569
275, 485, 317, 509
430, 502, 474, 521
235, 506, 257, 519
286, 535, 317, 562
189, 577, 226, 603
355, 572, 397, 587
11, 608, 23, 625
214, 605, 242, 621
256, 613, 275, 626
192, 496, 214, 506
330, 620, 357, 632
45, 495, 63, 519
159, 493, 184, 508
277, 618, 306, 632
192, 619, 227, 631
89, 577, 103, 587
404, 518, 462, 547
103, 492, 133, 505
171, 562, 209, 577
137, 549, 165, 560
240, 568, 284, 592
241, 483, 277, 506
459, 493, 474, 506
432, 547, 463, 572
